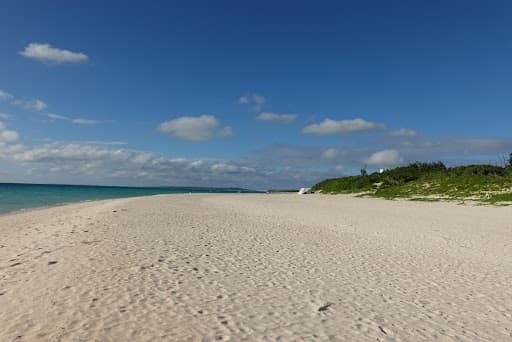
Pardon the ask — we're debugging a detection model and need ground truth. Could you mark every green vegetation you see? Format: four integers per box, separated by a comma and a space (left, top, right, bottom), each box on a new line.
312, 162, 512, 204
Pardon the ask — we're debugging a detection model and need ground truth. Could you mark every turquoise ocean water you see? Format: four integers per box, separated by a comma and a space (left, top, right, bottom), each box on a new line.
0, 183, 260, 215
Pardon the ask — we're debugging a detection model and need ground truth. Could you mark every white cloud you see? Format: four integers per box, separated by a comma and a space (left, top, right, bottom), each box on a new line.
11, 99, 48, 111
2, 133, 512, 189
72, 118, 97, 125
303, 118, 385, 135
83, 141, 127, 146
0, 90, 14, 101
321, 148, 339, 160
0, 113, 13, 119
44, 140, 127, 146
365, 149, 402, 166
210, 163, 254, 174
390, 128, 418, 137
217, 126, 234, 137
20, 43, 88, 64
30, 99, 47, 111
0, 141, 263, 187
3, 143, 144, 164
0, 121, 19, 143
1, 89, 48, 111
252, 95, 265, 108
238, 93, 266, 111
256, 112, 297, 123
157, 115, 233, 141
47, 113, 67, 120
0, 130, 19, 143
46, 113, 97, 125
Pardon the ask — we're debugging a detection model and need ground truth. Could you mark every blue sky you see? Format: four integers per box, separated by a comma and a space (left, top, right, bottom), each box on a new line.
1, 0, 512, 189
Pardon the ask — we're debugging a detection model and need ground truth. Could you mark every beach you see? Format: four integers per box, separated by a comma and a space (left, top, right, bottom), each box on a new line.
1, 194, 511, 341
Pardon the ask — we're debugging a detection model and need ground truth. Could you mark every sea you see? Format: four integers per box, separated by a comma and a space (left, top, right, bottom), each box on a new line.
0, 183, 260, 215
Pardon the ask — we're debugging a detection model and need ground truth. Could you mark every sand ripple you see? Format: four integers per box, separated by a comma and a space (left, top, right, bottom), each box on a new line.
1, 194, 511, 341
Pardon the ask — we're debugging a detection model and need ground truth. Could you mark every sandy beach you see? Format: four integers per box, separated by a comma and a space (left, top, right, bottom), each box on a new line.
1, 194, 511, 341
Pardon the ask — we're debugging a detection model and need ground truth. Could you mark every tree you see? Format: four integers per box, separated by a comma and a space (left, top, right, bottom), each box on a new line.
497, 153, 510, 168
360, 165, 367, 177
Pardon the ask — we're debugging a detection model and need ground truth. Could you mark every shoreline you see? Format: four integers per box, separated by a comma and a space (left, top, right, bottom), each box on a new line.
0, 192, 265, 218
0, 198, 107, 218
2, 188, 508, 218
1, 194, 511, 340
0, 196, 141, 218
0, 183, 263, 217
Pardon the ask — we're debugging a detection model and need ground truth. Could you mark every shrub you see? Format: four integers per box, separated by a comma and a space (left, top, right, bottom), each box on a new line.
380, 162, 446, 186
312, 161, 512, 203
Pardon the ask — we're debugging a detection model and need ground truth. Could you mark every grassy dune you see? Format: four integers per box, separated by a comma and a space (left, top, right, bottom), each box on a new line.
312, 162, 512, 204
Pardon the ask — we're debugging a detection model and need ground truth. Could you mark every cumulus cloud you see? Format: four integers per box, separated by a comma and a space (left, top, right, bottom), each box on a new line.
238, 93, 266, 111
390, 128, 418, 137
2, 143, 151, 165
0, 113, 13, 119
0, 130, 347, 188
303, 118, 385, 135
0, 130, 19, 142
2, 134, 512, 189
256, 112, 297, 123
2, 111, 512, 189
20, 43, 88, 64
46, 113, 97, 125
365, 149, 402, 166
0, 121, 19, 143
0, 141, 264, 188
157, 115, 233, 141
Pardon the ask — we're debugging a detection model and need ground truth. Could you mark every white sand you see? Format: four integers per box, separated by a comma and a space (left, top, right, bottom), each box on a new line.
1, 194, 511, 341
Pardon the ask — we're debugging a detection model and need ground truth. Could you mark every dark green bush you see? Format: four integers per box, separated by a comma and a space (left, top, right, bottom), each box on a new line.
449, 165, 506, 177
380, 162, 446, 186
